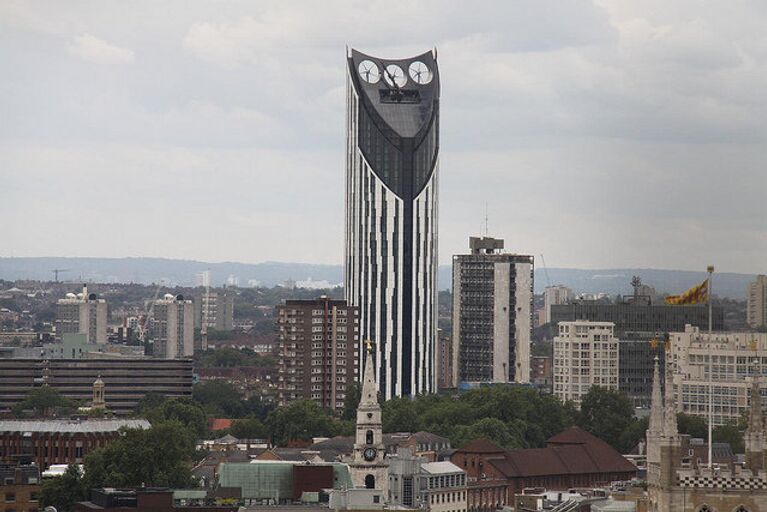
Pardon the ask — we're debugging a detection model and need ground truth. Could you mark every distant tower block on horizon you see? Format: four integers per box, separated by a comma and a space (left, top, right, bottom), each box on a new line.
344, 48, 440, 399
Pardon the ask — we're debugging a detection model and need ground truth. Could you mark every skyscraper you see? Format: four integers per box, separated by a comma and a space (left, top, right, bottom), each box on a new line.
344, 48, 440, 399
451, 237, 534, 386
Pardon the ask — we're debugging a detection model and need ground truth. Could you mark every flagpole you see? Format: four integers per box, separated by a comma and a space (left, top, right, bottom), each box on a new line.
707, 264, 714, 469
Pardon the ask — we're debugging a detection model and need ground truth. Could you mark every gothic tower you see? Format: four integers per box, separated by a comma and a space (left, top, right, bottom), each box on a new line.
745, 369, 766, 471
92, 375, 106, 410
349, 342, 389, 498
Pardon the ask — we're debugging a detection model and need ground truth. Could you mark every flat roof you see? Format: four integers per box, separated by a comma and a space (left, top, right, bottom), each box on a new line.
0, 419, 150, 433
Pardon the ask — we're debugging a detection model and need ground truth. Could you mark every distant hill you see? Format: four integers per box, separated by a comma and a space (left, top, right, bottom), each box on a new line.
0, 257, 755, 299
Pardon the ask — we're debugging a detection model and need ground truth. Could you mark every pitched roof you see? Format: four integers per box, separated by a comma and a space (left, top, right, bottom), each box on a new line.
487, 428, 636, 478
210, 418, 234, 431
456, 438, 505, 454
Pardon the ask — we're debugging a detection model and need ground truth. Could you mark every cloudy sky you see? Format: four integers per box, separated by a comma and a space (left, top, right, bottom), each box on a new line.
1, 1, 765, 273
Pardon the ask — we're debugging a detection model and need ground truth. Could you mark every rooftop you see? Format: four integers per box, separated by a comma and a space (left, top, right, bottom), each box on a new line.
0, 419, 150, 433
421, 461, 463, 475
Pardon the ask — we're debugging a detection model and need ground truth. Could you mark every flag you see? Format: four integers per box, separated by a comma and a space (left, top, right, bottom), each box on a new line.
665, 279, 709, 305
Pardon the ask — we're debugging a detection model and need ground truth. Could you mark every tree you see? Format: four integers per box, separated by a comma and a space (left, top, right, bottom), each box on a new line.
193, 380, 245, 418
381, 397, 421, 433
714, 421, 744, 454
84, 421, 195, 488
617, 416, 649, 454
452, 418, 524, 449
40, 464, 86, 512
266, 400, 339, 446
577, 387, 634, 451
341, 382, 361, 421
677, 413, 707, 439
244, 394, 275, 420
230, 417, 268, 439
142, 397, 208, 438
13, 386, 75, 417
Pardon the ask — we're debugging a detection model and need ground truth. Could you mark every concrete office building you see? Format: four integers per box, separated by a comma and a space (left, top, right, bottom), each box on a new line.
194, 291, 234, 331
0, 358, 193, 416
452, 237, 533, 385
151, 294, 194, 359
55, 285, 107, 344
552, 300, 724, 408
543, 285, 572, 325
669, 325, 767, 426
435, 335, 453, 390
344, 48, 440, 399
747, 274, 767, 329
276, 297, 359, 414
553, 321, 619, 408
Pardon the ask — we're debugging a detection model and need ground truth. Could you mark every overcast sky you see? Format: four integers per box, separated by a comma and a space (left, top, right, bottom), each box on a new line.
1, 1, 765, 273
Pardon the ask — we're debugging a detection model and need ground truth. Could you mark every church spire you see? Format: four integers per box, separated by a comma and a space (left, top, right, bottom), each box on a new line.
360, 340, 378, 407
649, 356, 664, 434
663, 355, 678, 437
744, 361, 765, 471
747, 368, 764, 434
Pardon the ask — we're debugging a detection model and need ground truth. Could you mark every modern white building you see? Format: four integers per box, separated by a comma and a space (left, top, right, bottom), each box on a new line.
669, 324, 767, 426
55, 285, 107, 344
420, 461, 467, 512
543, 285, 572, 324
344, 48, 440, 399
151, 294, 194, 359
553, 321, 619, 407
747, 274, 767, 329
452, 237, 534, 385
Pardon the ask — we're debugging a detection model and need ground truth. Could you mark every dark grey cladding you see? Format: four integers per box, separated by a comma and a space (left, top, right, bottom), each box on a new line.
348, 49, 440, 198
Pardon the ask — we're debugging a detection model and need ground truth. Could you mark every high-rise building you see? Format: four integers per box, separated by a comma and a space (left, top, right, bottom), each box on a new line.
452, 237, 533, 386
55, 285, 107, 344
276, 297, 359, 414
553, 321, 619, 407
435, 335, 453, 390
344, 48, 440, 399
151, 294, 194, 359
543, 285, 572, 324
747, 274, 767, 329
194, 291, 234, 331
669, 325, 767, 426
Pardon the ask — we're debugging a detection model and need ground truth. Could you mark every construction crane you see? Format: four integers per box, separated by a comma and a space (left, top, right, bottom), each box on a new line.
539, 254, 552, 289
51, 269, 71, 283
138, 280, 164, 344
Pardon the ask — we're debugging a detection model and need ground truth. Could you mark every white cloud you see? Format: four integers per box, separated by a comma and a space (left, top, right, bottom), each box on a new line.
68, 34, 135, 64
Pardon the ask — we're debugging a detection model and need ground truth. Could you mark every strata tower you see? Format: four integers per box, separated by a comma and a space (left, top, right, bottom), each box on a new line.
345, 48, 440, 399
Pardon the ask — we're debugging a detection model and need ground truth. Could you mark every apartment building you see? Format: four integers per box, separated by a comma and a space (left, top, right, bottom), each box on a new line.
747, 275, 767, 329
194, 291, 235, 331
553, 321, 619, 407
276, 297, 359, 414
669, 325, 767, 426
151, 294, 194, 359
55, 284, 107, 344
543, 285, 572, 325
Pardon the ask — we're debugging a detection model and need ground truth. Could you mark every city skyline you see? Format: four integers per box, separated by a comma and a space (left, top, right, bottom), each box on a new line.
2, 1, 766, 275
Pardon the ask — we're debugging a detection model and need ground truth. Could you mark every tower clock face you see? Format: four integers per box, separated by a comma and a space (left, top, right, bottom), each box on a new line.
408, 61, 432, 84
363, 447, 377, 461
358, 60, 380, 84
383, 64, 407, 88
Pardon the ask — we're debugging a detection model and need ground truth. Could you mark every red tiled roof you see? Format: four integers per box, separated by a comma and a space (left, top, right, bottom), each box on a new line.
209, 418, 234, 431
456, 438, 506, 454
488, 427, 636, 478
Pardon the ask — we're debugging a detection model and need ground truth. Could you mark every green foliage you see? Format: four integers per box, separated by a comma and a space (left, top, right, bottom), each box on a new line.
84, 421, 195, 488
677, 413, 707, 439
382, 397, 420, 433
13, 386, 75, 417
194, 347, 275, 368
193, 380, 245, 418
230, 417, 268, 439
341, 381, 361, 421
266, 399, 346, 446
244, 393, 275, 420
40, 464, 86, 512
452, 418, 525, 449
617, 416, 649, 453
577, 386, 634, 452
713, 421, 745, 453
140, 397, 208, 438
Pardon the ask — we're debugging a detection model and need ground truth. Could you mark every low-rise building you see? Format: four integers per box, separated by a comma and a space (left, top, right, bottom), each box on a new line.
421, 461, 467, 512
0, 419, 150, 469
0, 463, 41, 512
74, 488, 237, 512
553, 321, 619, 407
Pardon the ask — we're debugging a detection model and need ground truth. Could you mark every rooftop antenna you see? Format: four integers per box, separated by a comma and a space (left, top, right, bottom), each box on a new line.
631, 276, 642, 301
484, 202, 489, 238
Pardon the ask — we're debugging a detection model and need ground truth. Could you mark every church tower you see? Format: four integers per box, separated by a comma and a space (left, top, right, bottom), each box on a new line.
349, 342, 389, 498
92, 375, 106, 410
745, 365, 766, 471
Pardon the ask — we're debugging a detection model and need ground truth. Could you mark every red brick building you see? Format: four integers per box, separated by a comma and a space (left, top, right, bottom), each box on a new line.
451, 427, 637, 512
74, 488, 237, 512
0, 419, 150, 469
0, 463, 40, 512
